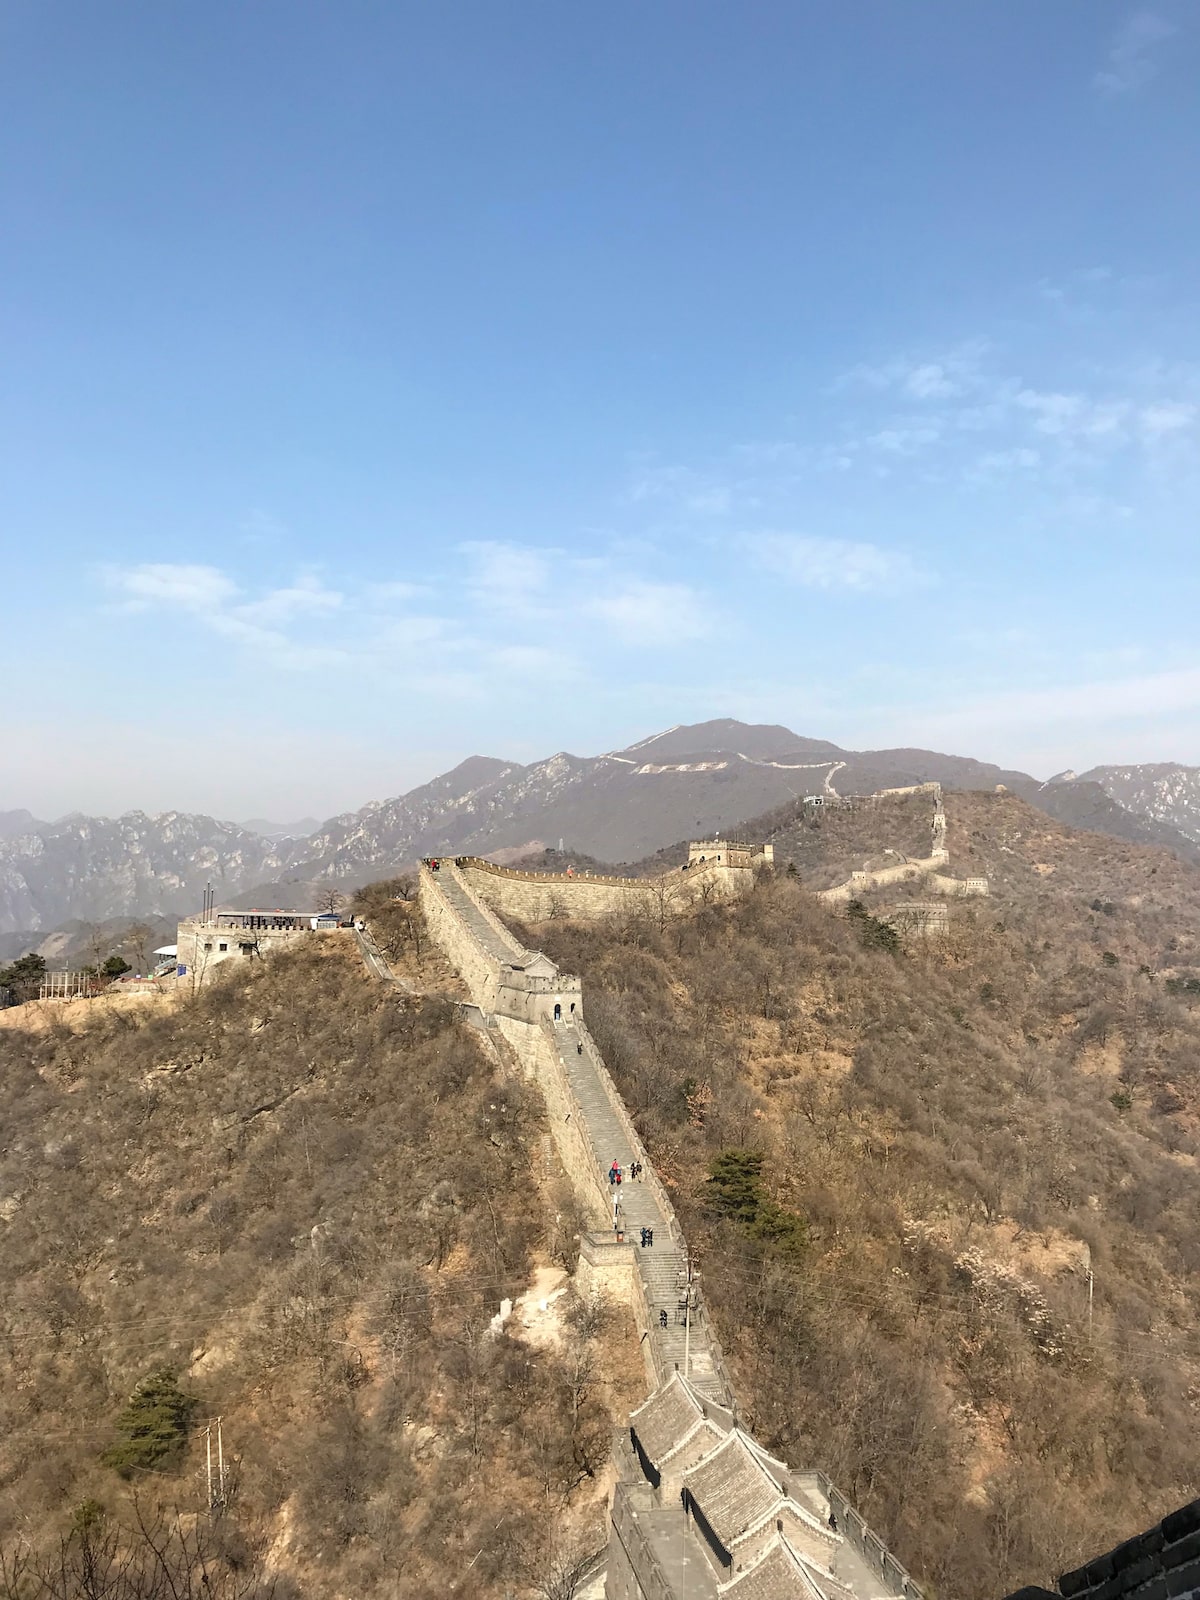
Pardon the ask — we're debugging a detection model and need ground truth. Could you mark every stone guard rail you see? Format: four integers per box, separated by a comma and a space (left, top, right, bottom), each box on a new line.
794, 1471, 925, 1600
457, 855, 666, 889
560, 1015, 737, 1404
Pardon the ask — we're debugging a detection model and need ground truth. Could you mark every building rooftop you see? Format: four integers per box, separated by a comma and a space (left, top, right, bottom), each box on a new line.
684, 1430, 786, 1553
632, 1372, 710, 1465
630, 1372, 737, 1470
720, 1535, 830, 1600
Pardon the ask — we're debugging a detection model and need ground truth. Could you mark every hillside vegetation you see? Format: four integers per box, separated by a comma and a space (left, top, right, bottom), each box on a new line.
0, 938, 624, 1598
521, 791, 1200, 1600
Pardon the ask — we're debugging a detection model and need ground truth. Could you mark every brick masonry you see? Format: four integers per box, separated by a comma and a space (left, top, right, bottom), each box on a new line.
1003, 1500, 1200, 1600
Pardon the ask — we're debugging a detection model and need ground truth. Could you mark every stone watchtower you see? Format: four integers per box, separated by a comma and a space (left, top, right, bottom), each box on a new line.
687, 839, 774, 869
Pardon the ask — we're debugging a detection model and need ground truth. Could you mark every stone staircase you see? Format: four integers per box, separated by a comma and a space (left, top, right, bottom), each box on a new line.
432, 867, 526, 964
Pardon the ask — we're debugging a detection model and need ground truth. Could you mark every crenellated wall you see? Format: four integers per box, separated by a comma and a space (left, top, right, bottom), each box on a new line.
813, 785, 986, 905
418, 859, 735, 1404
459, 856, 752, 924
404, 856, 930, 1600
419, 868, 505, 1000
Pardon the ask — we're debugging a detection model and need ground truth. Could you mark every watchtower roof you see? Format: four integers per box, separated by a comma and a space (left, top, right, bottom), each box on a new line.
631, 1371, 732, 1469
719, 1534, 833, 1600
508, 951, 558, 977
684, 1430, 784, 1551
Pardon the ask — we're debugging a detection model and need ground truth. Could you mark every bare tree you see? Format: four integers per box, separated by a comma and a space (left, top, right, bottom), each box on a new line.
639, 873, 687, 931
83, 922, 109, 974
527, 1532, 607, 1600
0, 1496, 283, 1600
126, 922, 155, 974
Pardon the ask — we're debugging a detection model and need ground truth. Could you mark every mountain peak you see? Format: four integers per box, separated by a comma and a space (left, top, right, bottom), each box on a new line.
616, 718, 842, 762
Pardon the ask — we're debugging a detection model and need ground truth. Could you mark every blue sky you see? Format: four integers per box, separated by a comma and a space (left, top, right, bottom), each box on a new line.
3, 2, 1199, 820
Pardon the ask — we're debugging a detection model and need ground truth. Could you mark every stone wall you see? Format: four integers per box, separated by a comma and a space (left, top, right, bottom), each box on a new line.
576, 1232, 641, 1306
492, 1014, 611, 1225
793, 1472, 925, 1600
419, 873, 503, 1002
874, 782, 943, 799
607, 1481, 678, 1600
816, 855, 945, 905
888, 902, 950, 937
460, 858, 750, 925
1001, 1498, 1200, 1600
927, 873, 990, 897
419, 863, 734, 1401
415, 844, 930, 1600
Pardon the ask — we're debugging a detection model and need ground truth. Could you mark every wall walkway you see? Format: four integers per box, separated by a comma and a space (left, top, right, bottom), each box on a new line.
419, 861, 732, 1403
358, 856, 930, 1600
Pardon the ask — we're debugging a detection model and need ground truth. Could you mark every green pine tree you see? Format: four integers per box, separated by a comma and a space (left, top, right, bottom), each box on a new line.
102, 1368, 197, 1478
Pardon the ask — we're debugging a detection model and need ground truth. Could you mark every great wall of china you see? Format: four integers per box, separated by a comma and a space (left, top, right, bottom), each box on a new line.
446, 784, 987, 929
413, 852, 926, 1600
354, 789, 1199, 1600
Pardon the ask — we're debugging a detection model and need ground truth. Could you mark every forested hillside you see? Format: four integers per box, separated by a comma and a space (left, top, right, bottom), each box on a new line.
0, 941, 626, 1598
523, 792, 1200, 1600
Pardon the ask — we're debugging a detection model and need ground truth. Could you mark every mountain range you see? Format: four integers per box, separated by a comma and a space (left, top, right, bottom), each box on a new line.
2, 719, 1198, 938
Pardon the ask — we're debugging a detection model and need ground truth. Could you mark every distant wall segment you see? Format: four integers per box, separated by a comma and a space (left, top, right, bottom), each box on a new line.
813, 786, 987, 904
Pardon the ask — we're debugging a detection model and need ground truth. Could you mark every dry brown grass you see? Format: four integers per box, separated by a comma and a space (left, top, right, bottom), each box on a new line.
519, 793, 1200, 1599
0, 943, 619, 1598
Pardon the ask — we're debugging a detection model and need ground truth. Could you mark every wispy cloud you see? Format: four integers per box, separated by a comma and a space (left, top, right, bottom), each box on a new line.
102, 563, 349, 666
926, 663, 1200, 739
836, 342, 990, 400
744, 534, 927, 591
830, 344, 1200, 486
1093, 10, 1176, 95
585, 580, 715, 644
458, 539, 554, 620
1141, 401, 1197, 435
237, 573, 344, 627
967, 447, 1041, 483
99, 540, 719, 703
112, 563, 239, 612
627, 463, 734, 517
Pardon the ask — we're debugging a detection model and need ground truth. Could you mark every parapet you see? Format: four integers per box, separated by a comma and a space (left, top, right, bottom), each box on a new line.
613, 1372, 922, 1600
1000, 1498, 1200, 1600
687, 840, 774, 868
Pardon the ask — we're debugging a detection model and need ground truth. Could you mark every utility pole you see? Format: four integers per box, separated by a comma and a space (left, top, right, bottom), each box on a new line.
1088, 1270, 1094, 1341
205, 1418, 227, 1511
684, 1285, 690, 1379
683, 1248, 698, 1380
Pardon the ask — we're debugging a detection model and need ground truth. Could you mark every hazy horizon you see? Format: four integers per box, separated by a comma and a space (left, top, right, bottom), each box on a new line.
4, 713, 1196, 825
3, 3, 1198, 820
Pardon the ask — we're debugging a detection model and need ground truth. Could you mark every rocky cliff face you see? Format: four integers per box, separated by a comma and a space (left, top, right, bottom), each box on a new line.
1075, 763, 1200, 845
4, 724, 1197, 937
0, 813, 285, 933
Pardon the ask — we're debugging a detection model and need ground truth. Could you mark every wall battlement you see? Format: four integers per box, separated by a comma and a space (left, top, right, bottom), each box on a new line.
812, 785, 987, 907
457, 842, 766, 926
413, 858, 916, 1600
